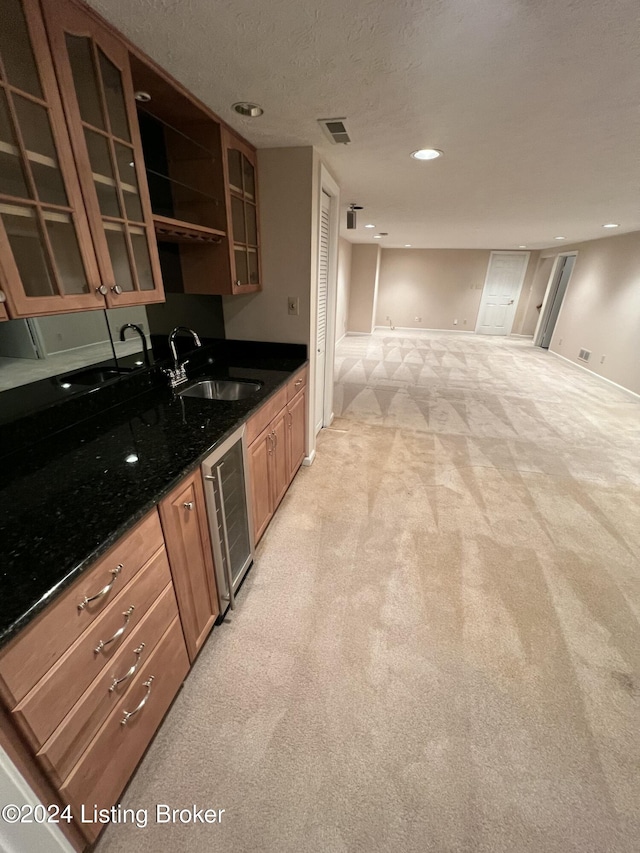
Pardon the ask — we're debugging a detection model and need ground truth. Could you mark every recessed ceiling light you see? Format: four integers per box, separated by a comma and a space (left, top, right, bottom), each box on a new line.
554, 236, 566, 240
232, 102, 263, 117
405, 244, 412, 247
365, 224, 375, 229
411, 148, 443, 160
602, 223, 619, 228
373, 235, 382, 239
125, 453, 139, 464
519, 245, 527, 248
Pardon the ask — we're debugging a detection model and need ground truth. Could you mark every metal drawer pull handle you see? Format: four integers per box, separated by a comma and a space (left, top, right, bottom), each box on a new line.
120, 676, 154, 726
109, 644, 145, 692
183, 501, 194, 510
78, 564, 123, 610
295, 379, 303, 387
94, 606, 135, 654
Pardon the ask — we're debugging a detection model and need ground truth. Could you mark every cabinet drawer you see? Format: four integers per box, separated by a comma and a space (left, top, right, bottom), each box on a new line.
61, 617, 189, 843
246, 386, 287, 446
286, 366, 308, 402
38, 583, 178, 786
13, 546, 172, 750
0, 510, 163, 707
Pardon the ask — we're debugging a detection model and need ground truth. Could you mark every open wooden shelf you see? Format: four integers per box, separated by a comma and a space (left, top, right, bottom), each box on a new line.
153, 215, 225, 244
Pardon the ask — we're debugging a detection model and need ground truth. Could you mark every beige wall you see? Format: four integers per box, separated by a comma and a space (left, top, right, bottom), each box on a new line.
377, 249, 500, 331
348, 244, 380, 333
335, 238, 352, 343
540, 231, 640, 396
223, 147, 314, 344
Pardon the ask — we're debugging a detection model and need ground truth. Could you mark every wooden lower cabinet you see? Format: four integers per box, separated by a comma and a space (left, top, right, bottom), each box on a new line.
159, 469, 219, 661
287, 388, 306, 481
0, 494, 217, 848
61, 617, 189, 843
247, 374, 308, 545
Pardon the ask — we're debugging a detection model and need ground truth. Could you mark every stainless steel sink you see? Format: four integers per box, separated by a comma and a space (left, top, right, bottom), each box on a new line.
177, 378, 262, 401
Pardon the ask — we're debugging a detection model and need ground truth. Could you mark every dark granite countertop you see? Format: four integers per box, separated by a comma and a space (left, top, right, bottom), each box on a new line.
0, 349, 306, 649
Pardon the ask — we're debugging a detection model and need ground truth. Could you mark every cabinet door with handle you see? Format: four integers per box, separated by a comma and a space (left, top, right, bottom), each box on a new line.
41, 0, 164, 308
158, 470, 219, 661
223, 128, 261, 294
248, 425, 273, 545
0, 0, 104, 318
271, 407, 289, 511
287, 388, 306, 482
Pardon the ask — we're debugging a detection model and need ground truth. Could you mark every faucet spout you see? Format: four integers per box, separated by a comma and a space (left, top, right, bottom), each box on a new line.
166, 327, 202, 388
168, 326, 202, 368
119, 323, 150, 367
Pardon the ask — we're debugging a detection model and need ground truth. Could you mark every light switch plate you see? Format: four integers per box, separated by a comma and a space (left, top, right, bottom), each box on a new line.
288, 297, 299, 316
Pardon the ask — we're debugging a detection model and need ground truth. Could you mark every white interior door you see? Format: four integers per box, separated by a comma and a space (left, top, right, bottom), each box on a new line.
539, 254, 575, 348
476, 251, 530, 335
315, 190, 330, 434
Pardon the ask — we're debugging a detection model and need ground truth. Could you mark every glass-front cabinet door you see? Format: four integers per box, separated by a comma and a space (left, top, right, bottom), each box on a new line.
0, 0, 104, 318
41, 0, 164, 308
223, 129, 261, 294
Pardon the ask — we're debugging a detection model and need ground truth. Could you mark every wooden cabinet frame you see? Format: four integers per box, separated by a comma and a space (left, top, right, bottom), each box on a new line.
0, 0, 104, 318
41, 0, 165, 308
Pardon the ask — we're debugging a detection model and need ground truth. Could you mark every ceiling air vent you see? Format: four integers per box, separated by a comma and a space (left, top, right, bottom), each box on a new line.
578, 348, 591, 362
318, 117, 351, 145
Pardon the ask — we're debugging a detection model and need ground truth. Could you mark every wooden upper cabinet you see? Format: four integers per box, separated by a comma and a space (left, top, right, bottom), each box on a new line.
222, 128, 261, 294
0, 0, 104, 318
41, 0, 164, 308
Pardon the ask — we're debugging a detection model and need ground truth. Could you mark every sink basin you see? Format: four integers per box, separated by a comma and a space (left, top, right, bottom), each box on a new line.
178, 378, 262, 401
60, 367, 131, 386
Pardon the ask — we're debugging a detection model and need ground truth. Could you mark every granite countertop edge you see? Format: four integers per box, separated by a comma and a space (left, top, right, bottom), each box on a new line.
0, 358, 307, 650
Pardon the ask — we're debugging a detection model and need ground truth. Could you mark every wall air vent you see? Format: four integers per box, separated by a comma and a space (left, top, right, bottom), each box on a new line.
318, 117, 351, 145
578, 348, 591, 362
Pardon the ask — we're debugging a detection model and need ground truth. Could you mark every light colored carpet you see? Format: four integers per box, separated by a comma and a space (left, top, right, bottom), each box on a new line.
97, 331, 640, 853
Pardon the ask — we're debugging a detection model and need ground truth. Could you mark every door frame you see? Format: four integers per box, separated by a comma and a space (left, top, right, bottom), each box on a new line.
533, 251, 577, 347
474, 250, 530, 335
307, 163, 339, 462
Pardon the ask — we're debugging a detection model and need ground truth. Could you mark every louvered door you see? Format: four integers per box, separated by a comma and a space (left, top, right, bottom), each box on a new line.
314, 190, 330, 433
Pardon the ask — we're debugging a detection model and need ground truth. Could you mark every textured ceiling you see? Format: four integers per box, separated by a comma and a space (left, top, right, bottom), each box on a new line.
88, 0, 640, 249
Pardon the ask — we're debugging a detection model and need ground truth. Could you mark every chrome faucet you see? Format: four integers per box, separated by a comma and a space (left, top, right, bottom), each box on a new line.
165, 326, 202, 387
119, 323, 150, 367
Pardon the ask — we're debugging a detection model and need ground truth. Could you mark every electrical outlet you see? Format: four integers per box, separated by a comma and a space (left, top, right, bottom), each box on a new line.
600, 355, 606, 364
414, 316, 422, 322
463, 319, 467, 325
453, 319, 458, 325
558, 338, 563, 346
287, 296, 299, 316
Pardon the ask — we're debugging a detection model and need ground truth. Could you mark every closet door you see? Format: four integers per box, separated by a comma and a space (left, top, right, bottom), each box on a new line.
42, 0, 165, 308
0, 0, 103, 318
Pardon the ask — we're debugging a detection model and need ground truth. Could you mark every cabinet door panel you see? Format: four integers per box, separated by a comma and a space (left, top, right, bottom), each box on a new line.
159, 471, 219, 662
222, 128, 261, 294
42, 0, 165, 308
287, 389, 306, 482
0, 0, 103, 317
248, 429, 272, 544
272, 409, 289, 510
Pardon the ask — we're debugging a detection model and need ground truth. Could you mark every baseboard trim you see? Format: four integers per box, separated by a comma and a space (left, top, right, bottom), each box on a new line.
510, 334, 534, 338
345, 331, 371, 336
373, 326, 475, 334
549, 350, 640, 400
335, 333, 346, 345
303, 449, 316, 466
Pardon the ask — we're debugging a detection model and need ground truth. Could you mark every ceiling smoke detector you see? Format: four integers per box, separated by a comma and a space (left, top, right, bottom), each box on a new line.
232, 102, 263, 117
318, 118, 351, 144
